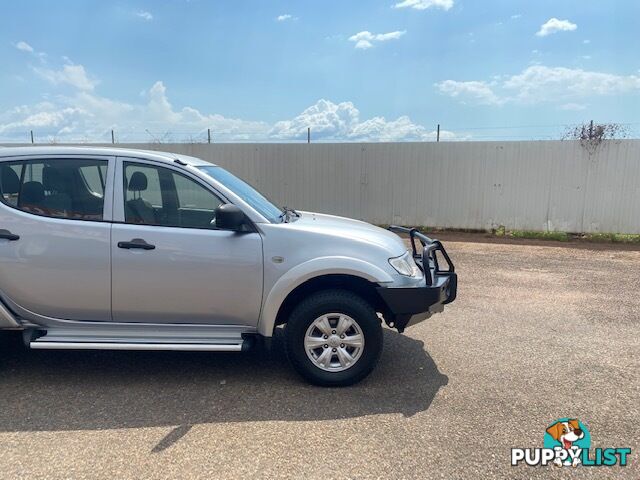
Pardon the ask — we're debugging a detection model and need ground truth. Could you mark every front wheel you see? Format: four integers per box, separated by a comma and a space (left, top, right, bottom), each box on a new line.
284, 290, 383, 387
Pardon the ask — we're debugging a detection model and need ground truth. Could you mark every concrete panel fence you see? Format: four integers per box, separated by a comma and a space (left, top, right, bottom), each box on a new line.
4, 140, 640, 233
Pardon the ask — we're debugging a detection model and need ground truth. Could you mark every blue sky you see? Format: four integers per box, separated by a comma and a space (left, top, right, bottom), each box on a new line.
1, 0, 639, 142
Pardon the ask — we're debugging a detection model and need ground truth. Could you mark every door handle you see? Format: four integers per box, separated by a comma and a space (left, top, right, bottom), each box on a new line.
0, 229, 20, 241
117, 238, 155, 250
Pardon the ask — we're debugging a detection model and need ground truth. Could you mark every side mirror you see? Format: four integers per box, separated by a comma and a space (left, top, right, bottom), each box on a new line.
215, 204, 246, 231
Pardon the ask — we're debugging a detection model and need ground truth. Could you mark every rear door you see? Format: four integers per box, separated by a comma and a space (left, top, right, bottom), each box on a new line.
110, 157, 263, 325
0, 155, 113, 321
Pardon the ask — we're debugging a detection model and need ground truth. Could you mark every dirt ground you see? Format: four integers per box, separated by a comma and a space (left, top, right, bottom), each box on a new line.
0, 235, 638, 479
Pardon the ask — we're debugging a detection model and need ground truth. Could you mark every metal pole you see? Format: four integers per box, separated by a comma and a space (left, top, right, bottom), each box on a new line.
30, 130, 34, 144
111, 129, 115, 144
307, 127, 310, 144
436, 124, 440, 142
589, 120, 594, 138
208, 128, 211, 144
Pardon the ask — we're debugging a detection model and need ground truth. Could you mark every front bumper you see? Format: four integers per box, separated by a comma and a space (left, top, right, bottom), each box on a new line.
376, 226, 457, 332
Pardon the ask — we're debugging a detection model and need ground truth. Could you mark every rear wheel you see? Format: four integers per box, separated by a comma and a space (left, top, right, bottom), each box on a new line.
284, 290, 383, 386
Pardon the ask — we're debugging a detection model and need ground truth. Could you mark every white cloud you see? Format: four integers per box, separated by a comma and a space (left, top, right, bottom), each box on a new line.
1, 56, 455, 142
270, 99, 452, 141
349, 115, 454, 141
376, 31, 406, 41
504, 65, 640, 102
393, 0, 453, 11
0, 81, 270, 142
348, 30, 406, 49
583, 39, 591, 44
14, 40, 47, 62
276, 14, 292, 21
536, 18, 577, 37
140, 81, 269, 138
15, 41, 34, 53
353, 39, 373, 50
136, 10, 153, 21
8, 56, 447, 142
32, 62, 97, 91
271, 100, 358, 138
511, 14, 522, 20
0, 91, 452, 143
435, 80, 503, 105
436, 65, 640, 106
0, 103, 84, 134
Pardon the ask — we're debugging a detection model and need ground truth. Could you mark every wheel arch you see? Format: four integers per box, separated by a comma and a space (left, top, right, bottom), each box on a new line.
257, 258, 393, 337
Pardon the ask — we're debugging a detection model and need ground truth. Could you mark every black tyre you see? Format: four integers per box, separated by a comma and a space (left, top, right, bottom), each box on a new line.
284, 289, 383, 387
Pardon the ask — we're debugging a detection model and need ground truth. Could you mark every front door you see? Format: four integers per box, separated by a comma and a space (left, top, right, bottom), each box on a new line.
111, 158, 263, 325
0, 156, 113, 321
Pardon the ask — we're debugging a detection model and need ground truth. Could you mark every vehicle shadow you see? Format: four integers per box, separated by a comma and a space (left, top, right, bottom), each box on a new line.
0, 328, 448, 443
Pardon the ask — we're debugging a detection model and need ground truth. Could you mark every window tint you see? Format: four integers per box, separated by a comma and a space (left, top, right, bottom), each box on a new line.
0, 164, 22, 207
123, 162, 224, 229
198, 166, 282, 223
0, 159, 107, 221
123, 164, 162, 207
79, 164, 107, 196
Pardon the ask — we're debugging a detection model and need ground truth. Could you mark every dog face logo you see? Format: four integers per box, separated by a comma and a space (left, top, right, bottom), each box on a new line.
544, 418, 589, 467
546, 419, 584, 450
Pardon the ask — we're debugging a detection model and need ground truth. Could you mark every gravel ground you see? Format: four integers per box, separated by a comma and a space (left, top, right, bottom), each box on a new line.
0, 235, 638, 479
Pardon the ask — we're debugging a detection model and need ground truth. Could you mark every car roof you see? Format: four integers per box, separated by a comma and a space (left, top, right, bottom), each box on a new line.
0, 146, 215, 167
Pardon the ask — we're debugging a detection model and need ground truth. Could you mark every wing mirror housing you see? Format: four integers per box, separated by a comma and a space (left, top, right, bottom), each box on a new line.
215, 204, 247, 231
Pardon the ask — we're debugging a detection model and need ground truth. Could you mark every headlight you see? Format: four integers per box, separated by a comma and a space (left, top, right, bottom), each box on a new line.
388, 251, 422, 277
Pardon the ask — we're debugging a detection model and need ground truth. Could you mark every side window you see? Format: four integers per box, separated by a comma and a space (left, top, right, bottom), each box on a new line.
173, 173, 221, 211
0, 164, 22, 207
0, 159, 107, 221
123, 164, 163, 208
123, 162, 224, 229
79, 164, 107, 196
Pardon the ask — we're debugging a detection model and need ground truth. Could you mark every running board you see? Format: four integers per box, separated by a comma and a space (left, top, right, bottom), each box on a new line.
27, 323, 256, 352
30, 341, 245, 352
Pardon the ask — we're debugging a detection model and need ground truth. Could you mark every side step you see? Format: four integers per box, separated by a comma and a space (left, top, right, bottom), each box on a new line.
28, 324, 256, 352
30, 341, 247, 352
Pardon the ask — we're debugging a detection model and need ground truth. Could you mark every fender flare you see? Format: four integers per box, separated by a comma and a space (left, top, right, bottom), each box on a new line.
257, 256, 393, 336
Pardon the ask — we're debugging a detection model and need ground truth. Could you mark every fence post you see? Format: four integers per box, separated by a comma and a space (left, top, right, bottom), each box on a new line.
30, 130, 34, 144
111, 129, 115, 144
208, 128, 211, 144
436, 124, 440, 142
307, 127, 310, 144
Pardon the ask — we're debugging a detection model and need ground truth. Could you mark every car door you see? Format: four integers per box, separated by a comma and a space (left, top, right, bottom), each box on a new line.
0, 155, 113, 321
111, 157, 263, 325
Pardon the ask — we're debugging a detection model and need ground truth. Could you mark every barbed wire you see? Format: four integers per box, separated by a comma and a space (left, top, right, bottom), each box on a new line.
1, 122, 638, 144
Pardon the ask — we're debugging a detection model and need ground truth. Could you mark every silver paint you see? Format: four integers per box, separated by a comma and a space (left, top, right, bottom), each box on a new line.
0, 146, 426, 343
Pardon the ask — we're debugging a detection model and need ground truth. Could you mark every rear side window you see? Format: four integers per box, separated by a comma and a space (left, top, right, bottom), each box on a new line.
0, 158, 107, 221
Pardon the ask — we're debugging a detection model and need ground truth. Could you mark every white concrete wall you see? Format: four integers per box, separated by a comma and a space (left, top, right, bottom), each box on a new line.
5, 140, 640, 233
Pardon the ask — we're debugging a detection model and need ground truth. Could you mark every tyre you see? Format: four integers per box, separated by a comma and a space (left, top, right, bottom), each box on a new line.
284, 289, 383, 387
